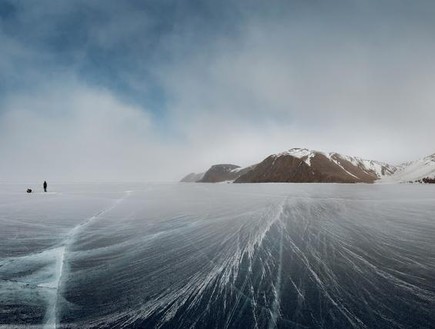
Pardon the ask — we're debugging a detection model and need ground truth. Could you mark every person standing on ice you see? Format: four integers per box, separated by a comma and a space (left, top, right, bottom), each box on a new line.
43, 181, 47, 192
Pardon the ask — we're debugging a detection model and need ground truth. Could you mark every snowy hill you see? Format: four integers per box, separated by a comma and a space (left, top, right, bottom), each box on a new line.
281, 148, 396, 179
235, 148, 396, 183
380, 153, 435, 183
181, 148, 435, 184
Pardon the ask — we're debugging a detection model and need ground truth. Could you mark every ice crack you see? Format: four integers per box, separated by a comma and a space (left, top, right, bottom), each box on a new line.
43, 191, 131, 329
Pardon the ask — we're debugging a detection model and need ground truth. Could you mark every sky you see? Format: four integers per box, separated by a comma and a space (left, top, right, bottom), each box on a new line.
1, 0, 435, 182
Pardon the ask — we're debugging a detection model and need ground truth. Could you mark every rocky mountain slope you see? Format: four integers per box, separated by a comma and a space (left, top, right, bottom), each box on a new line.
235, 148, 396, 183
180, 148, 435, 184
196, 164, 256, 183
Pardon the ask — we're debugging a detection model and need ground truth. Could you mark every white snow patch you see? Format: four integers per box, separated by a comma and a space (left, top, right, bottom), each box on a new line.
380, 153, 435, 183
275, 148, 324, 166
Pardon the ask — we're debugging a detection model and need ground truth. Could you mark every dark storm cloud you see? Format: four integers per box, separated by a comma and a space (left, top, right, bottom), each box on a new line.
0, 0, 243, 110
1, 0, 435, 181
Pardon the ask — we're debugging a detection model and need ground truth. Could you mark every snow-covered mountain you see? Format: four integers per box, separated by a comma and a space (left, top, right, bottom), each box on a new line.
235, 148, 396, 183
280, 148, 396, 179
181, 148, 435, 184
380, 153, 435, 183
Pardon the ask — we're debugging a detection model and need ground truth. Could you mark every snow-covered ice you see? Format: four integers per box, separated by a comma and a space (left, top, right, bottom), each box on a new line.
0, 183, 434, 328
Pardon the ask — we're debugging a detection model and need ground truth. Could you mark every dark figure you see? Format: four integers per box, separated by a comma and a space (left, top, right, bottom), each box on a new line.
43, 181, 47, 192
27, 189, 32, 193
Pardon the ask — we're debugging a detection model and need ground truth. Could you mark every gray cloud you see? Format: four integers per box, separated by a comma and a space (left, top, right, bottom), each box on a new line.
1, 0, 435, 182
158, 0, 435, 165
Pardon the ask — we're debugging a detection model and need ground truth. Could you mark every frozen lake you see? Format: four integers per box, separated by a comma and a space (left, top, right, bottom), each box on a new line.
1, 183, 434, 329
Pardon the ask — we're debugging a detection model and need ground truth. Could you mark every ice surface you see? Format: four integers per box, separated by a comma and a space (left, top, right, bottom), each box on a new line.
1, 183, 434, 329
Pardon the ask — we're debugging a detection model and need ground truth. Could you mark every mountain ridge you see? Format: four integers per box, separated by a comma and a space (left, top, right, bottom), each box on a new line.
181, 148, 435, 184
381, 153, 435, 183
